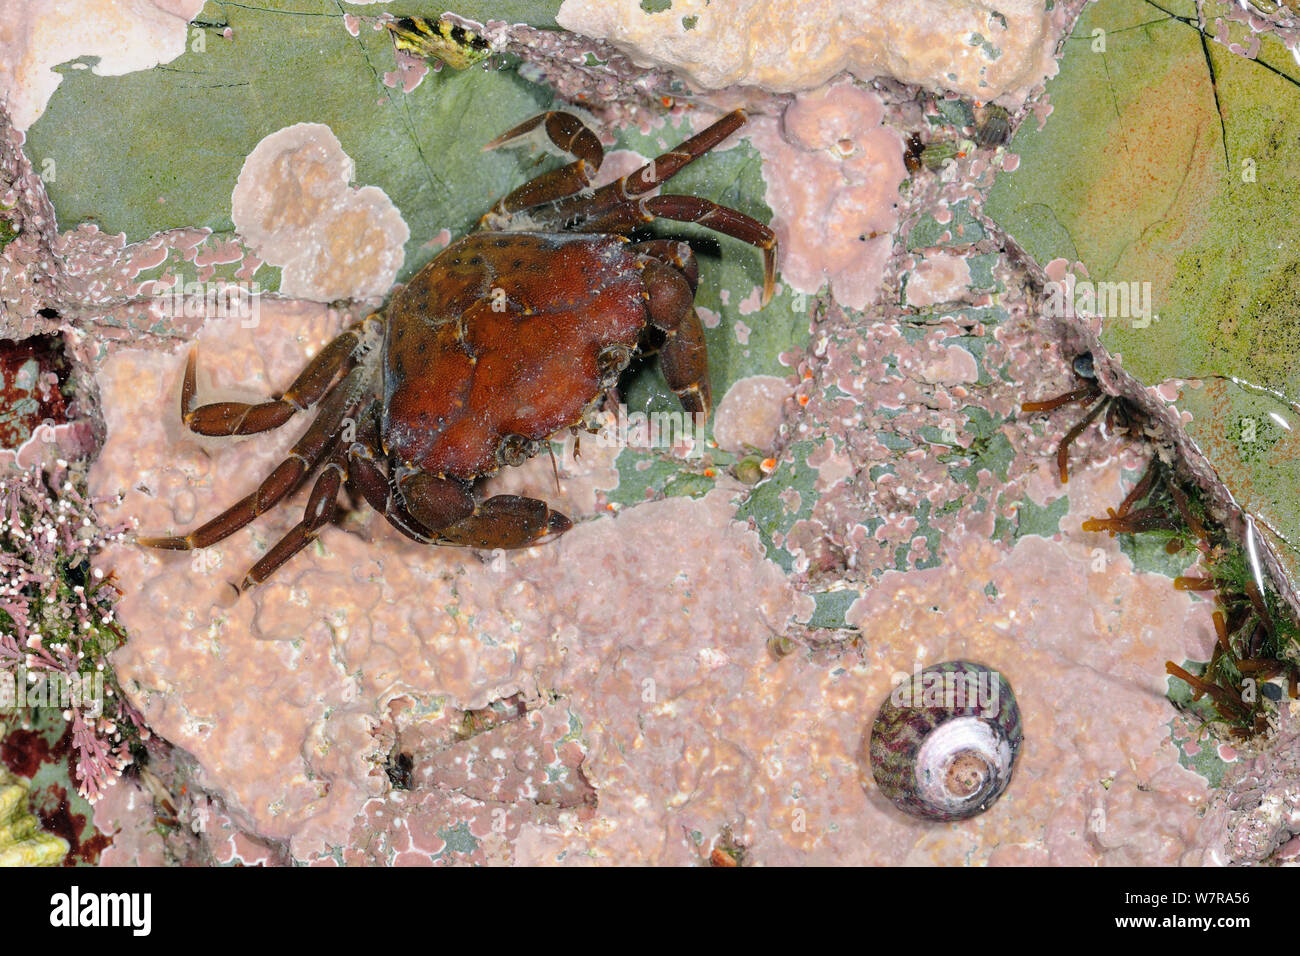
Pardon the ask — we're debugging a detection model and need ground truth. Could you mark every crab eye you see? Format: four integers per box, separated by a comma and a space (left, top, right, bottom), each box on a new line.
497, 433, 537, 467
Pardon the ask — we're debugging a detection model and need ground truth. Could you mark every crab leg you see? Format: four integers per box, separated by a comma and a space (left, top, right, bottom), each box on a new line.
481, 112, 605, 220
183, 315, 378, 436
486, 109, 751, 226
643, 195, 777, 303
638, 250, 712, 417
529, 110, 777, 300
140, 366, 368, 552
660, 309, 711, 418
613, 110, 749, 198
341, 402, 441, 543
238, 442, 349, 591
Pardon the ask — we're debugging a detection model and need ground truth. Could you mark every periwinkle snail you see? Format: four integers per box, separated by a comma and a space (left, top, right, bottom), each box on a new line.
869, 661, 1023, 821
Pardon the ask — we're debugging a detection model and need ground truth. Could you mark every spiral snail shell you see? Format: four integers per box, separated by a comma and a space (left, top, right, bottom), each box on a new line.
869, 661, 1022, 821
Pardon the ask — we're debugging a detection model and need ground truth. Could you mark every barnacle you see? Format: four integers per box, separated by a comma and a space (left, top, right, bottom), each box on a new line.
973, 104, 1013, 147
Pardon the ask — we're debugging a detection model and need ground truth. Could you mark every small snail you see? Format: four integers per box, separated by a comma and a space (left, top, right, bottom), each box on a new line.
869, 661, 1022, 821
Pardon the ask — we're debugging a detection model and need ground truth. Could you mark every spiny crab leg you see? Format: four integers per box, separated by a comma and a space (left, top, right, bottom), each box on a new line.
139, 365, 369, 553
182, 316, 379, 436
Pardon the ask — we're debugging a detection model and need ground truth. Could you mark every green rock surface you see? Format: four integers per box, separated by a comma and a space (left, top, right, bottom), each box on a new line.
27, 0, 563, 283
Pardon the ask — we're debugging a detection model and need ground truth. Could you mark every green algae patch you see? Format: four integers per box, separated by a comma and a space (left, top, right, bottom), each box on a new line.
1013, 492, 1069, 540
25, 0, 559, 282
803, 588, 861, 629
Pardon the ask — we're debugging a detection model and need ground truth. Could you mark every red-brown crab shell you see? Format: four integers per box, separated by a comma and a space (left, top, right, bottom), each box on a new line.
381, 231, 646, 479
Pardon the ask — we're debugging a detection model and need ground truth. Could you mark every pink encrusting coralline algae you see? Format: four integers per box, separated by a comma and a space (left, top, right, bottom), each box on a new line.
747, 82, 908, 311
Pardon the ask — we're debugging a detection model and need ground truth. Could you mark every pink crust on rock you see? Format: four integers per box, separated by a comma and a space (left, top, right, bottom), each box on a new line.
0, 0, 205, 131
906, 253, 972, 307
919, 344, 980, 386
712, 374, 790, 454
555, 0, 1064, 101
749, 83, 907, 311
0, 420, 96, 469
384, 52, 430, 94
92, 301, 1220, 863
231, 123, 409, 301
93, 312, 800, 857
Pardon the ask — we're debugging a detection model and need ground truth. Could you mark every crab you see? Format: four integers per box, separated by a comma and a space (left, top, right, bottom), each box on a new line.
140, 109, 777, 590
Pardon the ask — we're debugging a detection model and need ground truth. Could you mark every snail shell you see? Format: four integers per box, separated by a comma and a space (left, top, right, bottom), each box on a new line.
869, 661, 1022, 821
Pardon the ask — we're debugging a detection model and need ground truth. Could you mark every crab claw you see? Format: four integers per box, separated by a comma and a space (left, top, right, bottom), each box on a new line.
399, 478, 573, 550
